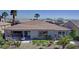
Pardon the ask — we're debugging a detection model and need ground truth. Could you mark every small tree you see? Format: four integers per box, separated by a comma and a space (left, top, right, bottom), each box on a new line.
69, 29, 77, 39
0, 31, 5, 47
34, 13, 40, 20
56, 36, 70, 49
2, 11, 8, 22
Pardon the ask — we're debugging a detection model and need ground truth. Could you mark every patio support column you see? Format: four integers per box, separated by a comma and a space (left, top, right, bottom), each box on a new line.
22, 31, 25, 40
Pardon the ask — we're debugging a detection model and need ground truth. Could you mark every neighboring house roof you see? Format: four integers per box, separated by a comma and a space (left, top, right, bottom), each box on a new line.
70, 20, 79, 28
5, 20, 70, 31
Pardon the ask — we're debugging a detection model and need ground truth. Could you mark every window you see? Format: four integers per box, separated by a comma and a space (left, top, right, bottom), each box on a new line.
62, 32, 65, 35
12, 31, 22, 37
58, 31, 62, 34
58, 31, 65, 36
39, 31, 48, 36
24, 31, 30, 36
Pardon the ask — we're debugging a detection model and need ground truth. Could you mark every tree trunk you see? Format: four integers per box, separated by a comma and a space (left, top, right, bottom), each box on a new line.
12, 15, 15, 26
37, 17, 38, 20
62, 45, 66, 49
4, 17, 6, 22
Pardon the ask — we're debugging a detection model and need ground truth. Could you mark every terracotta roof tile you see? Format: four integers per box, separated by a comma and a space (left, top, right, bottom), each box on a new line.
5, 20, 70, 31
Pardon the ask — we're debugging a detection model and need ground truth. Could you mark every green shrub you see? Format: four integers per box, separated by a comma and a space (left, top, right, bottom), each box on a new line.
0, 39, 5, 45
2, 44, 10, 49
73, 36, 79, 41
14, 41, 21, 47
49, 40, 53, 44
37, 43, 40, 46
7, 40, 15, 45
54, 45, 60, 49
32, 40, 37, 45
32, 40, 50, 47
66, 44, 77, 49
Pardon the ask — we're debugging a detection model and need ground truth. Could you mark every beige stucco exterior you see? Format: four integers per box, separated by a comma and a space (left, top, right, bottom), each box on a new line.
0, 22, 11, 33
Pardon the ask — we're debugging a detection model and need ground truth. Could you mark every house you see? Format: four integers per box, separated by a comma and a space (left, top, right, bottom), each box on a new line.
4, 20, 71, 41
0, 22, 11, 33
0, 17, 11, 33
64, 20, 79, 36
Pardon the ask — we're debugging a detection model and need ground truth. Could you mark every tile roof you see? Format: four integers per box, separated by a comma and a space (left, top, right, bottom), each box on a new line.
5, 20, 70, 31
70, 20, 79, 28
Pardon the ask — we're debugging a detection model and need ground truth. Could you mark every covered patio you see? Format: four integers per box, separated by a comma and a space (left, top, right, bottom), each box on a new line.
5, 31, 31, 40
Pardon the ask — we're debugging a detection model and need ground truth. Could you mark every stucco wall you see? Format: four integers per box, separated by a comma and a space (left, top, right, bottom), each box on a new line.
48, 30, 70, 40
30, 30, 70, 39
5, 30, 70, 40
0, 24, 11, 33
48, 31, 57, 39
30, 31, 38, 39
30, 31, 58, 39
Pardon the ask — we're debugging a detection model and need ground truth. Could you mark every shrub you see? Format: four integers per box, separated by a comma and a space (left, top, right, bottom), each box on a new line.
37, 43, 40, 46
8, 40, 15, 45
49, 40, 54, 44
32, 40, 37, 45
54, 45, 60, 49
14, 41, 21, 47
32, 40, 50, 46
2, 44, 10, 49
0, 39, 5, 45
0, 31, 5, 46
66, 44, 77, 49
73, 36, 79, 41
69, 29, 77, 38
1, 41, 12, 49
4, 39, 15, 46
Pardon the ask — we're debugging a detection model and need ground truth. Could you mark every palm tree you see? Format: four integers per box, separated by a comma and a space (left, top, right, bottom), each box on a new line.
2, 11, 8, 22
56, 36, 70, 49
34, 13, 40, 20
10, 10, 17, 25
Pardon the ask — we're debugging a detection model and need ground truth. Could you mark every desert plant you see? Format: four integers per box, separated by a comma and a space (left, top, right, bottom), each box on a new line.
14, 41, 21, 47
2, 44, 10, 49
66, 44, 77, 49
6, 39, 15, 46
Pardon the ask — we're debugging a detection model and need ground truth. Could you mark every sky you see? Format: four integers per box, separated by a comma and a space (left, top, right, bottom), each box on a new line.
0, 10, 79, 20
